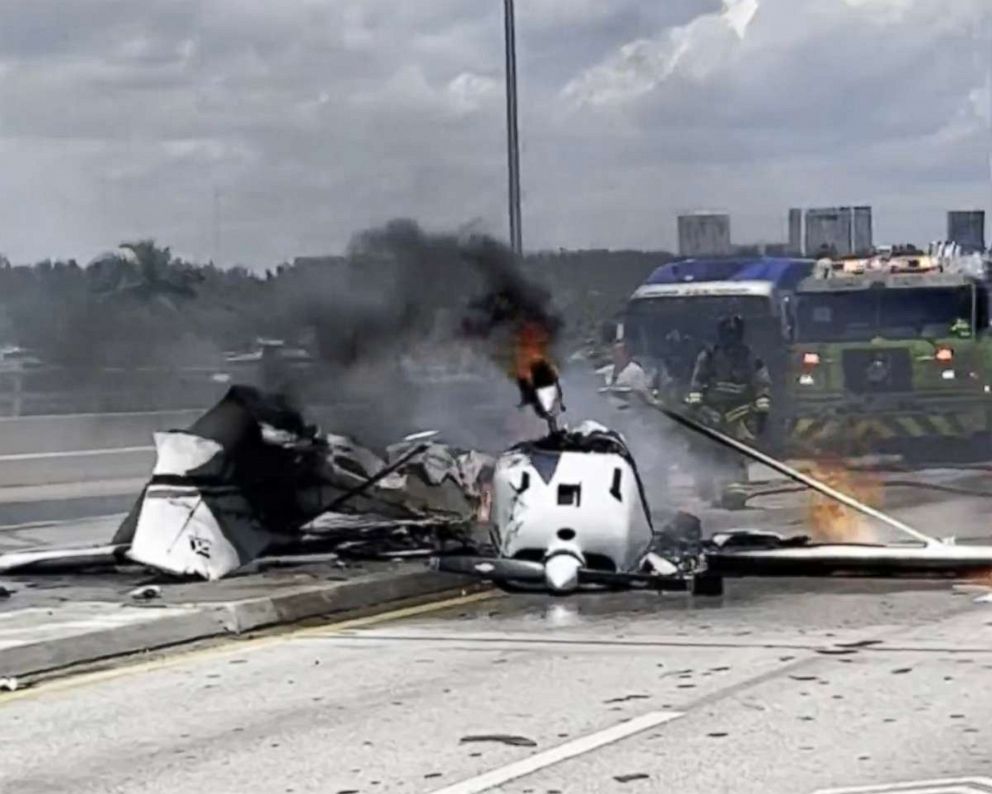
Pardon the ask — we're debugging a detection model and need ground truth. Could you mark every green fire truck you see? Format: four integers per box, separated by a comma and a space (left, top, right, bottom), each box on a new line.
785, 254, 992, 459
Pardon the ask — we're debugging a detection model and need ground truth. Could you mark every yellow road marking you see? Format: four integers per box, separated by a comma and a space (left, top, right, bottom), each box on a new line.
0, 589, 499, 707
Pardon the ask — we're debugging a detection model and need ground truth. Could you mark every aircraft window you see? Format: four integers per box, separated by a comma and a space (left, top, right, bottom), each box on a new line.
557, 528, 576, 541
557, 484, 582, 506
610, 468, 622, 501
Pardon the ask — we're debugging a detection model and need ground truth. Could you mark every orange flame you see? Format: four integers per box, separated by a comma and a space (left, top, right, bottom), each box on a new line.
806, 460, 882, 542
512, 321, 556, 384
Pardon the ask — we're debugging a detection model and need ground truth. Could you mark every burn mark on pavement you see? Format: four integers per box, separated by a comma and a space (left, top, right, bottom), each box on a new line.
604, 694, 651, 704
460, 734, 538, 748
614, 773, 650, 783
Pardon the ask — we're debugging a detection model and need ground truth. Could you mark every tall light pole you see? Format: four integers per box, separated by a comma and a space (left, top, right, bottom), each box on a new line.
503, 0, 523, 256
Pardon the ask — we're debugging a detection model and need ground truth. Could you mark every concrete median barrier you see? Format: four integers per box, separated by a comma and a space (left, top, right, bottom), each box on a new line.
0, 410, 202, 456
0, 567, 479, 678
0, 447, 155, 487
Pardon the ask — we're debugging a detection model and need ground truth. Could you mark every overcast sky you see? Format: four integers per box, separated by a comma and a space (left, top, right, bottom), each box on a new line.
1, 0, 991, 266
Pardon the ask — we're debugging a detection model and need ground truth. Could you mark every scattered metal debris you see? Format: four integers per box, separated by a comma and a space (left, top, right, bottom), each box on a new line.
129, 585, 162, 601
0, 385, 492, 582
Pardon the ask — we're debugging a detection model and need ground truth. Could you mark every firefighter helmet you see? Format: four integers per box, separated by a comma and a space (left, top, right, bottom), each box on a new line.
717, 315, 744, 346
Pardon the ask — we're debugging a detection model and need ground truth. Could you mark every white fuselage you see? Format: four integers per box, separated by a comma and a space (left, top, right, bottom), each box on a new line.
491, 444, 653, 587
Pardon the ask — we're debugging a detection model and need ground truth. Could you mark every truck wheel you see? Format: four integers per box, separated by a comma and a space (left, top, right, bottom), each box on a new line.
692, 572, 724, 597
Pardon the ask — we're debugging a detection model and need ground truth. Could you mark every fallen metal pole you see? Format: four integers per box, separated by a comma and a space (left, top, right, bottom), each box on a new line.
708, 542, 992, 578
648, 400, 939, 546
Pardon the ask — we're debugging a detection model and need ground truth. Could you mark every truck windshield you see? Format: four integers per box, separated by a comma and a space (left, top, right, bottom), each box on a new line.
625, 295, 780, 380
795, 287, 974, 342
626, 296, 777, 352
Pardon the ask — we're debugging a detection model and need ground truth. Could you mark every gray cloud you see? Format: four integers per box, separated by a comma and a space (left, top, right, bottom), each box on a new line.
0, 0, 990, 265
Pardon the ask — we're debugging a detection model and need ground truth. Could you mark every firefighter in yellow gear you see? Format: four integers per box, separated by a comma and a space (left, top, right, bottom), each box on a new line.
686, 315, 772, 508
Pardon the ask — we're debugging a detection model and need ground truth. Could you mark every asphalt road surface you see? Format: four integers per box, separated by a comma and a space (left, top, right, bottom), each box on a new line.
3, 470, 992, 794
2, 580, 991, 794
3, 575, 992, 789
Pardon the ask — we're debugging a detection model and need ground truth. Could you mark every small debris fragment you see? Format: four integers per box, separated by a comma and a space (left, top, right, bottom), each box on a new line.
129, 585, 162, 601
707, 732, 728, 738
836, 639, 882, 649
614, 774, 650, 783
604, 694, 650, 704
816, 648, 857, 656
424, 773, 442, 780
891, 668, 913, 675
789, 675, 818, 682
0, 677, 20, 692
0, 584, 13, 599
460, 735, 537, 748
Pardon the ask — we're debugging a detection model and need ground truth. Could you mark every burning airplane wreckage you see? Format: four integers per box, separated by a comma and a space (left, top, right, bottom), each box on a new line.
3, 371, 992, 591
433, 357, 992, 594
0, 384, 494, 580
2, 221, 992, 591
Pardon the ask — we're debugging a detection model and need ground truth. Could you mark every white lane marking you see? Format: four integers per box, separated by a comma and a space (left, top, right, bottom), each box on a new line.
0, 446, 153, 462
815, 778, 992, 793
427, 710, 683, 794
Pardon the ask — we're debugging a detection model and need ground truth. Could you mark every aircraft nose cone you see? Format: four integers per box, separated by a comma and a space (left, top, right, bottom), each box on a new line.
545, 554, 581, 593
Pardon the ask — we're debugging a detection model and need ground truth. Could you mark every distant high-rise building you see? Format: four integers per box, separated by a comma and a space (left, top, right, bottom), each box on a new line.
947, 210, 985, 251
788, 208, 803, 255
852, 206, 873, 254
803, 206, 872, 257
677, 212, 732, 257
805, 207, 852, 257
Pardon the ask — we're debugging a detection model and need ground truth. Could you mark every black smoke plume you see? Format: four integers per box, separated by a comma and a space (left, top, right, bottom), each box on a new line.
283, 219, 563, 448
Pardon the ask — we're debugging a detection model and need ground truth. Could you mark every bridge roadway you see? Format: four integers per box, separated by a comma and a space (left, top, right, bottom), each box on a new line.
2, 469, 992, 794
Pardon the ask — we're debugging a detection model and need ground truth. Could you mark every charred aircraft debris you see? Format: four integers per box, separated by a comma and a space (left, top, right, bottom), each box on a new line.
433, 376, 992, 594
4, 375, 992, 590
0, 385, 492, 580
3, 222, 992, 591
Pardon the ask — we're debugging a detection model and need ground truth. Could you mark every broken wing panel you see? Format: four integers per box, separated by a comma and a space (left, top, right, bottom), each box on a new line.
127, 486, 273, 580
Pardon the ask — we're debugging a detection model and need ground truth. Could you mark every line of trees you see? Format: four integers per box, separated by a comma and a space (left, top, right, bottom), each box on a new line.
0, 240, 673, 372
